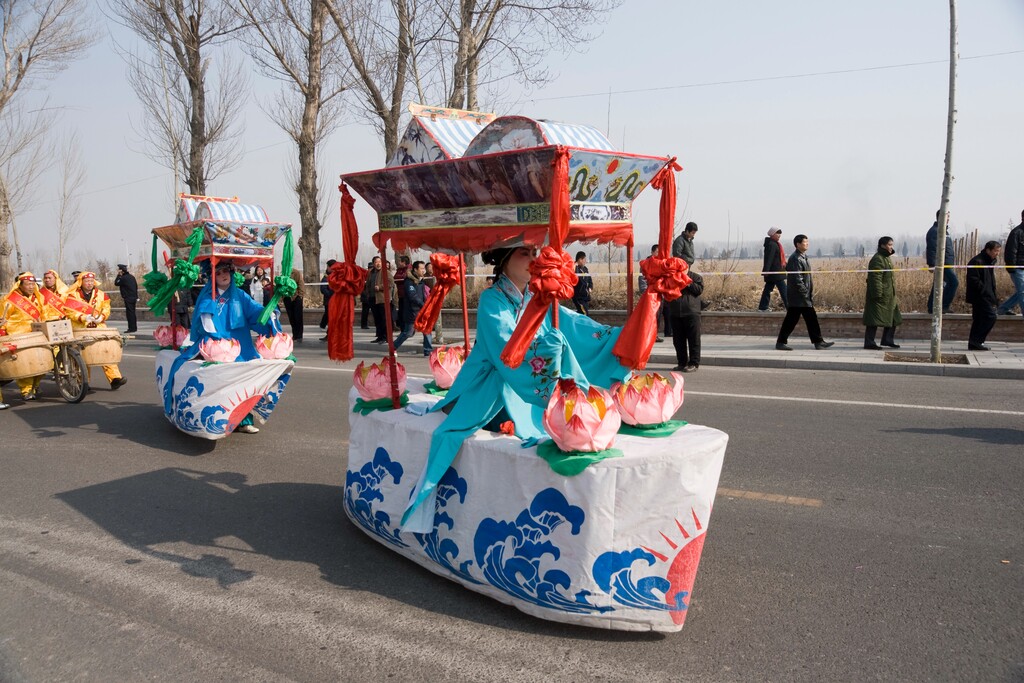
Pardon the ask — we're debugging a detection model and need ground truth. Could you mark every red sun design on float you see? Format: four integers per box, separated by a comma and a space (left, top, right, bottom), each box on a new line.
225, 390, 265, 433
606, 159, 619, 174
641, 508, 707, 626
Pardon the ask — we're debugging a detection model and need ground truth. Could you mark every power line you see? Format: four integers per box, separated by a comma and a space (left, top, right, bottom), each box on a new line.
529, 49, 1024, 103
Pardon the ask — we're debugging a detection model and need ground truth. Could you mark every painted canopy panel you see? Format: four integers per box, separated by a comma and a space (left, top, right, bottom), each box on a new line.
387, 104, 497, 167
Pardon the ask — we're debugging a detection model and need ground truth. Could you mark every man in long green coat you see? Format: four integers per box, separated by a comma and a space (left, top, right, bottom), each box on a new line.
864, 236, 903, 349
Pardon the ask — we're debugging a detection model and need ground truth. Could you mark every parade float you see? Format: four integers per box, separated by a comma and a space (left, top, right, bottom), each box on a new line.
148, 195, 295, 440
333, 104, 729, 632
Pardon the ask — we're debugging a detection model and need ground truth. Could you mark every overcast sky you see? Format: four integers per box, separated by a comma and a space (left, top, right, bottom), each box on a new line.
11, 0, 1024, 272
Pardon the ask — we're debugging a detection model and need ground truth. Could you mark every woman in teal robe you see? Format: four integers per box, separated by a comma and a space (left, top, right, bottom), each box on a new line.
401, 247, 630, 532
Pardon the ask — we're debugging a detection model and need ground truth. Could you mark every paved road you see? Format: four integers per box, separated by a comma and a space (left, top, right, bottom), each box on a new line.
1, 338, 1021, 682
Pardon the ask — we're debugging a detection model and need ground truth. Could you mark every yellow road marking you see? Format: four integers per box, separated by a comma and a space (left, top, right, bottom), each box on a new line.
718, 487, 823, 508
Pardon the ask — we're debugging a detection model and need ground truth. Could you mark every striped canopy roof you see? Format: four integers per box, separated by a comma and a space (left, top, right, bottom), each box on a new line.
194, 201, 269, 223
536, 121, 614, 151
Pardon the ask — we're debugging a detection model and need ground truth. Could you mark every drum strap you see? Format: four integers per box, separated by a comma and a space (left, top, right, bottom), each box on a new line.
6, 291, 43, 321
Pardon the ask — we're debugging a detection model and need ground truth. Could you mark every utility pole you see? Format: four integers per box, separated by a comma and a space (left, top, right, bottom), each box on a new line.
930, 0, 957, 363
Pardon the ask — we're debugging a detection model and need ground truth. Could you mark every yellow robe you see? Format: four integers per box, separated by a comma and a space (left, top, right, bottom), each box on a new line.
65, 287, 122, 384
1, 287, 47, 396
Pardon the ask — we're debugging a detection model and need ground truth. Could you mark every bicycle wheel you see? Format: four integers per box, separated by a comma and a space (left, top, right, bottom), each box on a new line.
55, 346, 88, 403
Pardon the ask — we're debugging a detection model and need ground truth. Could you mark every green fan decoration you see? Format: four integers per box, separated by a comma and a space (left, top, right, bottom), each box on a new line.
258, 229, 296, 325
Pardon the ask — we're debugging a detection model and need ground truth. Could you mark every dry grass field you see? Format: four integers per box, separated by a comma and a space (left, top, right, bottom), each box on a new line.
458, 256, 1016, 314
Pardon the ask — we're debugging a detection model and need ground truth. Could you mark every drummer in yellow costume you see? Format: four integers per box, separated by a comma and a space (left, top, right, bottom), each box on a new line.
0, 272, 47, 400
39, 270, 69, 320
64, 271, 128, 390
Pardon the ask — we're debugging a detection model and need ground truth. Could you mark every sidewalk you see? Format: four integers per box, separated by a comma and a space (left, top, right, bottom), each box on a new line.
121, 321, 1024, 380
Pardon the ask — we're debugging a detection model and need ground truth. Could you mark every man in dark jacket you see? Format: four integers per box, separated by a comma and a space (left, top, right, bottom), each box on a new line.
758, 227, 787, 311
996, 209, 1024, 317
668, 272, 704, 372
926, 210, 958, 313
571, 251, 593, 315
672, 222, 698, 267
965, 241, 1002, 350
114, 264, 139, 333
776, 234, 834, 351
393, 260, 432, 356
319, 259, 336, 341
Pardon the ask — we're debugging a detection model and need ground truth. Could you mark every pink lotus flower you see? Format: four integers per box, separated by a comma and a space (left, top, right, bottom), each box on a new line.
199, 337, 241, 363
255, 332, 294, 360
173, 325, 189, 347
154, 325, 174, 347
353, 358, 407, 401
610, 372, 685, 426
429, 346, 466, 389
542, 378, 621, 452
154, 324, 190, 348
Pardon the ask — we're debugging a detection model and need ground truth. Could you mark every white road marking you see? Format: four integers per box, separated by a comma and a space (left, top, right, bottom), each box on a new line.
687, 390, 1024, 416
123, 353, 1024, 415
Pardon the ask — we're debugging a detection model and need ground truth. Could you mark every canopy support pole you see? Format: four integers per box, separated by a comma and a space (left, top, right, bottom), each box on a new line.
379, 243, 401, 408
459, 252, 471, 353
626, 238, 634, 315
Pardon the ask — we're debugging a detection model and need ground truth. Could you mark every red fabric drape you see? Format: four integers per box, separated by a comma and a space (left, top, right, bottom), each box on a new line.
414, 253, 461, 333
327, 184, 369, 361
612, 159, 692, 370
500, 147, 576, 368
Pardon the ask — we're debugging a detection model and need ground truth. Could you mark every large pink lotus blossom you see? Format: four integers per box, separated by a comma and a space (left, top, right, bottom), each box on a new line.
353, 358, 407, 401
255, 332, 294, 360
199, 337, 241, 363
542, 378, 621, 452
429, 346, 466, 389
153, 325, 174, 347
173, 325, 189, 347
154, 324, 190, 348
610, 372, 685, 426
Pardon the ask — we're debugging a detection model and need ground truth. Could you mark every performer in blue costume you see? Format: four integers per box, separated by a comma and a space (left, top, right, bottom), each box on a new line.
165, 261, 281, 433
402, 246, 631, 532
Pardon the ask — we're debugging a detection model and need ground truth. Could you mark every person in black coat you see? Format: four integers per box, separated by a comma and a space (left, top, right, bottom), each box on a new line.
758, 227, 788, 311
571, 251, 593, 315
776, 234, 834, 351
115, 264, 139, 333
965, 241, 1002, 350
319, 259, 336, 341
668, 272, 704, 372
393, 260, 433, 356
926, 210, 959, 313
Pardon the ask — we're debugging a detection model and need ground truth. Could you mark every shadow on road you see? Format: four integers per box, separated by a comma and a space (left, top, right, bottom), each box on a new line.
883, 426, 1024, 446
55, 468, 659, 641
13, 399, 216, 456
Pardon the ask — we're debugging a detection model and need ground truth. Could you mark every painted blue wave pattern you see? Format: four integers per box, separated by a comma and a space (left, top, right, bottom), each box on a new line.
345, 447, 408, 548
172, 375, 208, 434
253, 372, 291, 421
473, 488, 610, 614
592, 548, 686, 613
413, 468, 479, 584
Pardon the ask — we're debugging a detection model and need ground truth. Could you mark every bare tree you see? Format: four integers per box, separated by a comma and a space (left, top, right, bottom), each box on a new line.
324, 0, 412, 161
0, 100, 54, 274
434, 0, 620, 111
55, 130, 85, 273
0, 0, 94, 286
233, 0, 349, 280
109, 0, 247, 195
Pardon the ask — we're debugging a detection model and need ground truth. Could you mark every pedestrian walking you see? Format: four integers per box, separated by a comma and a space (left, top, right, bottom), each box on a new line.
926, 210, 959, 313
571, 251, 593, 315
996, 209, 1024, 317
319, 259, 336, 341
863, 236, 902, 349
776, 234, 834, 351
669, 272, 703, 372
965, 241, 1002, 351
758, 227, 787, 311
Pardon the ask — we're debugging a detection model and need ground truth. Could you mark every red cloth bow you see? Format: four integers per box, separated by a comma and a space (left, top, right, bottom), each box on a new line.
414, 253, 461, 334
326, 256, 369, 361
499, 246, 577, 368
613, 157, 690, 370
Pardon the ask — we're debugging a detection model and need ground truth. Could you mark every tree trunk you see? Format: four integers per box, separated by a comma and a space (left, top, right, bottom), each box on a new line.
930, 0, 957, 363
296, 0, 326, 284
447, 0, 474, 109
466, 30, 478, 110
185, 12, 207, 194
0, 174, 13, 287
